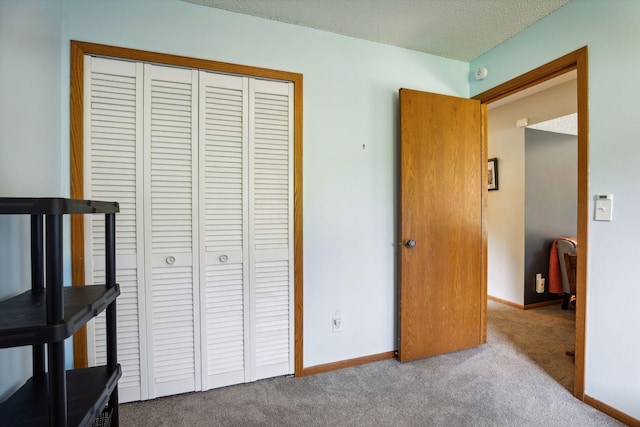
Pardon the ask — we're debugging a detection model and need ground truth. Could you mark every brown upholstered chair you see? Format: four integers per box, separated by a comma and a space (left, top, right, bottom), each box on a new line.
563, 253, 577, 298
557, 239, 577, 309
563, 252, 577, 358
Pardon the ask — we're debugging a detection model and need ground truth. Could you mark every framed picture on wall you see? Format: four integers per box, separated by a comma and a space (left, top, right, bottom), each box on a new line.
488, 158, 499, 191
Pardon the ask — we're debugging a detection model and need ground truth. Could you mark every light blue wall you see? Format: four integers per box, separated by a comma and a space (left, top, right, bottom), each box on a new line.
0, 0, 66, 401
5, 0, 636, 420
0, 0, 63, 195
472, 0, 640, 419
61, 0, 467, 369
0, 0, 468, 399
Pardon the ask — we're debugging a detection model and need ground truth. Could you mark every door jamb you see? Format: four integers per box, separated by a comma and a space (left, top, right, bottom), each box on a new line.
472, 46, 589, 400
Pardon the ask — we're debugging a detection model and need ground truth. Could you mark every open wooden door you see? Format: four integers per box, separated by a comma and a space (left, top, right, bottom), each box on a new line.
398, 89, 487, 362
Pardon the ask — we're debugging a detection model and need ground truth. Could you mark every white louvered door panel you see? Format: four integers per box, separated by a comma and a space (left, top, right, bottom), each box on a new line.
84, 55, 147, 403
85, 57, 294, 402
249, 79, 294, 380
198, 72, 249, 389
143, 64, 201, 398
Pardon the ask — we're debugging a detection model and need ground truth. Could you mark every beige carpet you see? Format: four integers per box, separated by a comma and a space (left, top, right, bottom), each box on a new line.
489, 299, 577, 391
119, 300, 621, 426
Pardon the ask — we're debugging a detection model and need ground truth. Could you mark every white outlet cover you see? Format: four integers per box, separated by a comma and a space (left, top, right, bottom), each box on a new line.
332, 317, 343, 332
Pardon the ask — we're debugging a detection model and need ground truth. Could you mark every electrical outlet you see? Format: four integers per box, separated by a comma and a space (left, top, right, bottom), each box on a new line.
332, 317, 343, 332
332, 310, 343, 332
536, 273, 545, 293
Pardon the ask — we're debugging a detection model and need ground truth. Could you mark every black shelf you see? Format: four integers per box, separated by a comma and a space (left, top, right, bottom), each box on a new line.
0, 365, 122, 427
0, 198, 119, 215
0, 197, 120, 426
0, 285, 120, 349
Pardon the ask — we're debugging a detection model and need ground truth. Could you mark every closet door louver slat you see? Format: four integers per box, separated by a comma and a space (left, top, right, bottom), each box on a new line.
84, 56, 146, 403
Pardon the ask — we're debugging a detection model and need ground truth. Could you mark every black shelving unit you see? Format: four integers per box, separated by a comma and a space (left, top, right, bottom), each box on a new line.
0, 198, 121, 427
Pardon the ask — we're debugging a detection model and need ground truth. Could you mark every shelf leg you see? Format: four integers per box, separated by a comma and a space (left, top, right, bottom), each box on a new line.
106, 301, 119, 424
106, 212, 119, 425
31, 215, 46, 379
45, 214, 63, 321
47, 341, 67, 426
30, 215, 44, 291
46, 214, 67, 427
106, 213, 116, 290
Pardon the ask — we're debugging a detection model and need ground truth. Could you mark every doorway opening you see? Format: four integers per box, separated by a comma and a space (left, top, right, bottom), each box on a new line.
473, 46, 588, 400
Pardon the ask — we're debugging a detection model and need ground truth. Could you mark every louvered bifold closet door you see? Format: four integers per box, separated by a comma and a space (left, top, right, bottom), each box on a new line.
143, 64, 201, 398
249, 79, 294, 380
199, 72, 250, 389
83, 56, 147, 403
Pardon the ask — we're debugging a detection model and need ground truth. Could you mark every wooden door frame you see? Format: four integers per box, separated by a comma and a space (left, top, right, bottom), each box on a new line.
472, 46, 588, 400
69, 40, 304, 377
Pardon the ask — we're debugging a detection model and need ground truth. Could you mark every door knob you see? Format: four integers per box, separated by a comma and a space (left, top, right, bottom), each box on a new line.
166, 256, 176, 265
405, 239, 417, 248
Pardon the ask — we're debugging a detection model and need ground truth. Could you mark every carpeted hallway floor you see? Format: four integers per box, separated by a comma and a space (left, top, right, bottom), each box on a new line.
488, 299, 577, 392
119, 300, 622, 426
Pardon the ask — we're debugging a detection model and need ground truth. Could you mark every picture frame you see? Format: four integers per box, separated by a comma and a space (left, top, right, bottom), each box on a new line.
488, 158, 498, 191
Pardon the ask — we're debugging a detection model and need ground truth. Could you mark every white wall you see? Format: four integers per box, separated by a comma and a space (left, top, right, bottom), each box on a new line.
488, 80, 576, 305
472, 0, 640, 419
0, 0, 468, 399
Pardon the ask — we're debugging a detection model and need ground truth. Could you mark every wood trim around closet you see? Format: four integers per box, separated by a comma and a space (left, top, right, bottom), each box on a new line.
473, 46, 589, 400
70, 40, 305, 377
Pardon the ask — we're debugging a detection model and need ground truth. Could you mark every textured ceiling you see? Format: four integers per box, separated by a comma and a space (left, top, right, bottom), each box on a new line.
183, 0, 569, 61
528, 113, 577, 136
